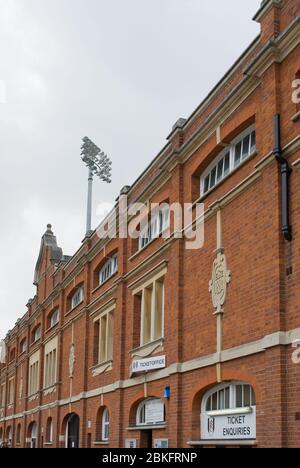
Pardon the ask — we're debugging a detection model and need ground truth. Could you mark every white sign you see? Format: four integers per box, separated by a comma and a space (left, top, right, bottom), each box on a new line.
145, 399, 164, 424
132, 355, 166, 373
201, 408, 256, 440
154, 439, 169, 448
125, 439, 137, 448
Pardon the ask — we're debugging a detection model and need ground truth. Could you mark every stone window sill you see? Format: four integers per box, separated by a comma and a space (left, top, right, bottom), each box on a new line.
292, 111, 300, 122
91, 360, 113, 377
65, 301, 84, 317
128, 424, 166, 431
193, 150, 257, 207
130, 338, 164, 360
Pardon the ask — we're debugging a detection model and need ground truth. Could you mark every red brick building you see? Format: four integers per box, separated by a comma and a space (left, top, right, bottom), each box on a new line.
1, 0, 300, 449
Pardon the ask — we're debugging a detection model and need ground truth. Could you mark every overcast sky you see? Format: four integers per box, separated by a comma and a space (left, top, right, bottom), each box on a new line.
0, 0, 260, 338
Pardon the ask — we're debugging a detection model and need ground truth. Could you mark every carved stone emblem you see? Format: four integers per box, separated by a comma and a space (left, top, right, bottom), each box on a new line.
209, 251, 231, 314
69, 344, 76, 378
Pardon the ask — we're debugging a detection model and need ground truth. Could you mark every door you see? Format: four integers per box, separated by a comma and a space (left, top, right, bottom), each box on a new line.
140, 430, 152, 449
66, 414, 80, 448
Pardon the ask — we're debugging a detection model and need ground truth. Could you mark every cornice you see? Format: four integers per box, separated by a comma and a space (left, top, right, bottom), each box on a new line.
161, 76, 261, 175
245, 15, 300, 79
253, 0, 283, 22
161, 16, 300, 175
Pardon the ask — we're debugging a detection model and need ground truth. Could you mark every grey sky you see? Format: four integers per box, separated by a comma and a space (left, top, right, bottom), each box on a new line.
0, 0, 260, 338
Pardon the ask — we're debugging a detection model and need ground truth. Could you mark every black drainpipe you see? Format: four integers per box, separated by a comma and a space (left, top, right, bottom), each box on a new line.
273, 114, 292, 242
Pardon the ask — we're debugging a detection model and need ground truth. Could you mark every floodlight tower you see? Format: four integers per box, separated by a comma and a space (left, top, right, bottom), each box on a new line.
81, 136, 112, 236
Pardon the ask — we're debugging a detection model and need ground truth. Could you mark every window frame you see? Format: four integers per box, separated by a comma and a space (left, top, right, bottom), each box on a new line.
8, 378, 15, 406
32, 325, 41, 344
200, 125, 256, 197
203, 381, 256, 417
101, 407, 110, 442
93, 307, 114, 366
49, 309, 59, 329
138, 278, 165, 347
16, 424, 21, 445
70, 286, 84, 310
138, 205, 170, 251
20, 338, 27, 354
28, 352, 40, 397
0, 383, 6, 408
99, 254, 118, 286
136, 398, 165, 426
46, 417, 53, 443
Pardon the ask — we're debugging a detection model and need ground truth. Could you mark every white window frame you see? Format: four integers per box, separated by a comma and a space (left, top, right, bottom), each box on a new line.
71, 286, 84, 310
200, 125, 256, 196
99, 255, 118, 286
30, 422, 38, 448
93, 307, 114, 365
44, 337, 58, 389
202, 381, 256, 417
46, 417, 53, 443
101, 407, 110, 441
0, 383, 6, 408
20, 339, 27, 354
8, 378, 14, 405
138, 205, 170, 251
137, 277, 165, 347
49, 309, 59, 328
136, 398, 165, 426
32, 326, 41, 343
28, 351, 40, 397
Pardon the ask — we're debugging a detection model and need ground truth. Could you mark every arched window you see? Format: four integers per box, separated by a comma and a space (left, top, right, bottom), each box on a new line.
46, 417, 53, 443
101, 408, 110, 441
20, 338, 27, 354
16, 424, 21, 444
136, 398, 165, 426
48, 309, 59, 329
99, 255, 118, 285
70, 286, 84, 310
201, 125, 256, 196
0, 427, 3, 445
201, 382, 256, 441
31, 325, 41, 344
205, 382, 255, 412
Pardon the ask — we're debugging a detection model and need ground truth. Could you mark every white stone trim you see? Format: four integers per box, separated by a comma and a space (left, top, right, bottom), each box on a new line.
1, 327, 300, 423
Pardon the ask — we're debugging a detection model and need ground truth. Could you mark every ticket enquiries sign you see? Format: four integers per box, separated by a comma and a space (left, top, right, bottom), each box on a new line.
201, 408, 256, 440
131, 355, 166, 373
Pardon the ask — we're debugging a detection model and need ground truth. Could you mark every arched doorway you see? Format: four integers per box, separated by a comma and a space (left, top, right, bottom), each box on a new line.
135, 398, 165, 449
65, 413, 80, 448
6, 426, 12, 447
27, 422, 38, 448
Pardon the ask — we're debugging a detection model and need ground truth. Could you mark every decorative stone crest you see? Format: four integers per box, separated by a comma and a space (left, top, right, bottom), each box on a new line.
209, 250, 231, 314
69, 344, 76, 378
